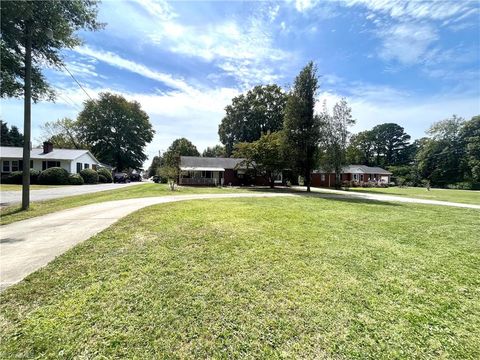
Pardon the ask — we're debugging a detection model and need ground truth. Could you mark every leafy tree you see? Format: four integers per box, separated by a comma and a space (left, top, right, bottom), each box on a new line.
157, 166, 178, 191
283, 62, 321, 192
460, 115, 480, 182
0, 0, 103, 101
319, 99, 355, 187
416, 115, 466, 186
370, 123, 411, 166
219, 84, 287, 155
77, 92, 155, 171
163, 138, 200, 167
40, 118, 87, 149
346, 130, 375, 165
146, 155, 163, 178
202, 145, 226, 157
1, 121, 24, 146
233, 131, 286, 188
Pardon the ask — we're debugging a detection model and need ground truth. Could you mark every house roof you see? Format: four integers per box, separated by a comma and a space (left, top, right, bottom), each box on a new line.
0, 146, 99, 162
180, 156, 246, 171
315, 165, 392, 175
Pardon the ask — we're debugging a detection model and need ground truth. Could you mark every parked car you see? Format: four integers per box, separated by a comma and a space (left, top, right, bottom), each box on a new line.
113, 172, 130, 183
129, 173, 142, 182
152, 175, 161, 183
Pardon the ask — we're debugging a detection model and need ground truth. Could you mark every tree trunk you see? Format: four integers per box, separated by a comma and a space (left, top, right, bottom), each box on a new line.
305, 167, 311, 192
22, 23, 32, 211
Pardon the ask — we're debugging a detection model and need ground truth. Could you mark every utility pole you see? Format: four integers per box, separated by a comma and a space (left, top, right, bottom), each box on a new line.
22, 21, 32, 210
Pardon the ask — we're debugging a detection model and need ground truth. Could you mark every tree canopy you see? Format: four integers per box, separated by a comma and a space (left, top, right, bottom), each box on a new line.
0, 0, 103, 101
1, 121, 24, 146
233, 131, 286, 188
202, 145, 226, 158
163, 138, 199, 167
40, 118, 87, 149
219, 84, 287, 155
77, 92, 154, 171
283, 62, 320, 192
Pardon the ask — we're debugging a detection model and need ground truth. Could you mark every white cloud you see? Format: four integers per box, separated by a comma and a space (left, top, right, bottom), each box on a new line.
74, 46, 194, 93
377, 22, 438, 65
345, 0, 478, 21
294, 0, 318, 12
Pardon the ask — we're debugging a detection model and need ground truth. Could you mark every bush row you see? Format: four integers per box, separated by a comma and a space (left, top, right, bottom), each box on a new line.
4, 167, 113, 185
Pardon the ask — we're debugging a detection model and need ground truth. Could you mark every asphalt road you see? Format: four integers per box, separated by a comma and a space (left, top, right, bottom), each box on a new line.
0, 182, 145, 206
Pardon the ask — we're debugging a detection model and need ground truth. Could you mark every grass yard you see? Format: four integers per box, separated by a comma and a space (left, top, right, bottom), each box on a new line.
0, 184, 60, 191
1, 196, 478, 359
0, 183, 247, 225
348, 186, 480, 205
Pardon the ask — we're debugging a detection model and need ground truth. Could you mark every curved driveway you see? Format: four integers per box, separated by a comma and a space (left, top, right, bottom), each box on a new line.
0, 192, 295, 291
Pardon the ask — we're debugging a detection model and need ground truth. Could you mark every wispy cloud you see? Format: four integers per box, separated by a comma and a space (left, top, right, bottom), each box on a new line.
74, 46, 194, 93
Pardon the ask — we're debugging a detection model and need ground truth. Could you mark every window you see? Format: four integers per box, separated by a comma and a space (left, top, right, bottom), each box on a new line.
92, 164, 97, 171
2, 161, 10, 172
11, 160, 19, 172
201, 171, 212, 178
84, 163, 89, 169
320, 174, 326, 181
353, 174, 358, 181
76, 163, 82, 173
43, 161, 60, 170
274, 172, 283, 183
30, 160, 33, 168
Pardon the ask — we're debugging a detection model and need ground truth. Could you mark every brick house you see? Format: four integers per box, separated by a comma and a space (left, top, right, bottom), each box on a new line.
311, 165, 392, 187
179, 156, 284, 186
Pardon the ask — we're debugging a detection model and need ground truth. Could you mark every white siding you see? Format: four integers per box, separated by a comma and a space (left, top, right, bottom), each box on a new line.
71, 152, 100, 173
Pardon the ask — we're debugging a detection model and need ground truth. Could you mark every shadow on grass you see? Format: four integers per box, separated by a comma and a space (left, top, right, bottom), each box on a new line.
243, 187, 401, 207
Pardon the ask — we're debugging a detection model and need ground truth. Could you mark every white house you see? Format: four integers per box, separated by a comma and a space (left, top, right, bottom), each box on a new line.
0, 142, 101, 174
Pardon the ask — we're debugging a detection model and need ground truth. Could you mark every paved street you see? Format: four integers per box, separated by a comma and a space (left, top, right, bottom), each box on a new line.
0, 181, 145, 206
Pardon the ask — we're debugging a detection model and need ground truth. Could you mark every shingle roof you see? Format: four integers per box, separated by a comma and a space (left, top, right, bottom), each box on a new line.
315, 165, 392, 175
0, 146, 95, 161
180, 156, 246, 170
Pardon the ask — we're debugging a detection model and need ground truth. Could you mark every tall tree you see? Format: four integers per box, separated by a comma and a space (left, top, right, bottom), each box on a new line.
219, 84, 287, 155
163, 138, 199, 167
77, 92, 155, 171
40, 118, 86, 149
233, 131, 286, 188
0, 121, 24, 146
146, 155, 163, 178
416, 115, 466, 186
460, 115, 480, 182
319, 99, 355, 187
202, 145, 226, 157
283, 62, 321, 192
347, 130, 375, 165
1, 0, 102, 210
0, 0, 103, 101
371, 123, 411, 166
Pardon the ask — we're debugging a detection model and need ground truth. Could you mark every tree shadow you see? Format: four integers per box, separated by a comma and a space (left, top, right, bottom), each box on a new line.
242, 187, 401, 207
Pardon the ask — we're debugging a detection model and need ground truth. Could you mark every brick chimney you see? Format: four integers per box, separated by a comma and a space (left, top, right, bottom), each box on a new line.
43, 141, 53, 154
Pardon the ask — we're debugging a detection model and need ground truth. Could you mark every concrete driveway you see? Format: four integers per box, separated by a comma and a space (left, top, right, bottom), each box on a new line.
0, 181, 145, 206
0, 192, 294, 291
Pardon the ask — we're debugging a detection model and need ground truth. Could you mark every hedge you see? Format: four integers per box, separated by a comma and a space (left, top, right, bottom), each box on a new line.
97, 168, 113, 183
5, 169, 40, 184
68, 174, 84, 185
80, 168, 99, 184
98, 174, 108, 183
38, 167, 70, 185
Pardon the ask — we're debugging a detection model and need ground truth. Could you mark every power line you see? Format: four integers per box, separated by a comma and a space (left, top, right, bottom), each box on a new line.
60, 63, 94, 101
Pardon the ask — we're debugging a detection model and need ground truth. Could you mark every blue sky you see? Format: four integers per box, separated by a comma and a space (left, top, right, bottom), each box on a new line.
2, 0, 479, 165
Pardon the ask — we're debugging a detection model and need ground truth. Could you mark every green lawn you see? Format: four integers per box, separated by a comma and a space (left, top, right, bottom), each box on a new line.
0, 184, 60, 191
0, 183, 247, 225
348, 186, 480, 205
1, 197, 478, 359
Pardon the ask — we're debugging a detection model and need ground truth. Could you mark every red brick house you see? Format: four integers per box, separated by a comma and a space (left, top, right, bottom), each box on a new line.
179, 156, 284, 186
311, 165, 392, 188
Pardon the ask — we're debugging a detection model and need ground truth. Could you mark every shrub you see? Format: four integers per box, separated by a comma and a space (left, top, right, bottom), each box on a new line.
79, 168, 99, 184
98, 174, 108, 183
446, 182, 480, 190
5, 169, 40, 184
68, 174, 84, 185
38, 167, 70, 185
97, 168, 113, 183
